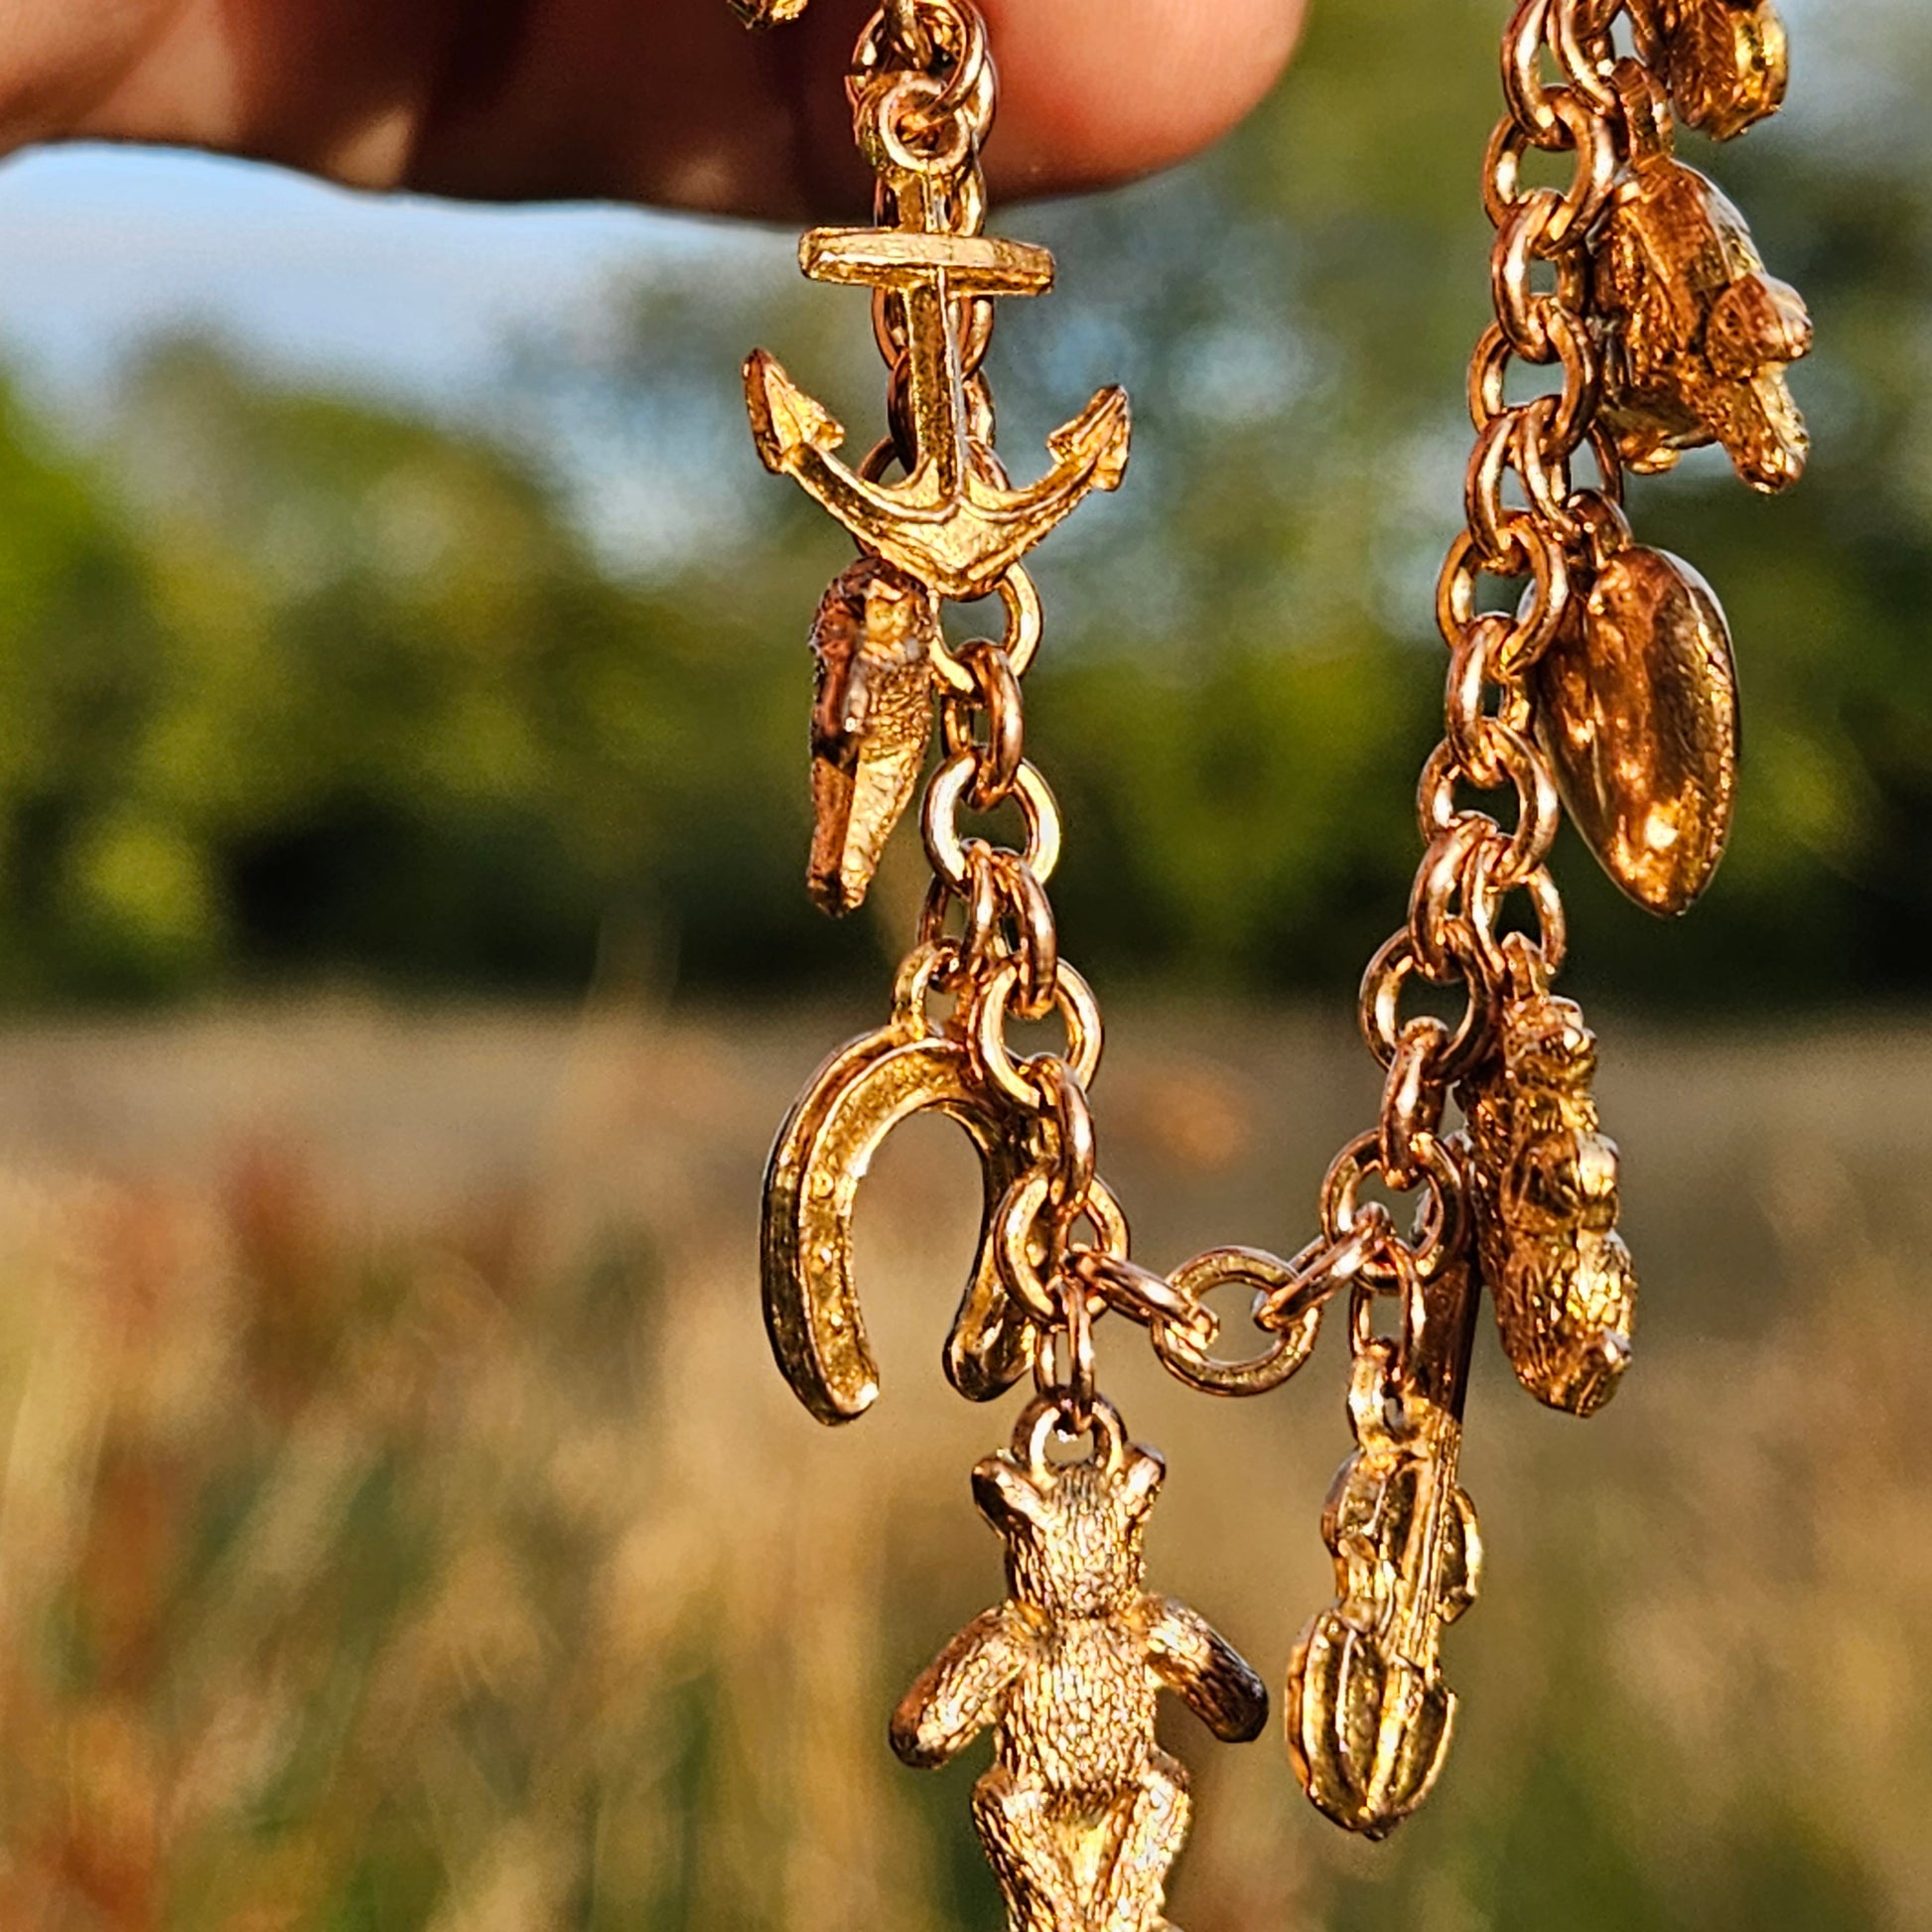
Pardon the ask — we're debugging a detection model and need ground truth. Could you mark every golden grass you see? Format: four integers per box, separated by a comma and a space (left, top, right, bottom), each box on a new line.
0, 998, 1920, 1930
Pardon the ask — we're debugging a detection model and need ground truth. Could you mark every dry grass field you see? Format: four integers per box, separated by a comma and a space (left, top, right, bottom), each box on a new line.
0, 997, 1922, 1931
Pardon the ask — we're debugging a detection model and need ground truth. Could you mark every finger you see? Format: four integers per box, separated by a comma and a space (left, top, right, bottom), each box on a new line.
19, 0, 1307, 218
410, 0, 1313, 214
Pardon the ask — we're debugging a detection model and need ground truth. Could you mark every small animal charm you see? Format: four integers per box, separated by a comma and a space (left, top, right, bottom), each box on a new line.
807, 556, 939, 915
1463, 991, 1637, 1418
1592, 118, 1812, 493
1623, 0, 1787, 139
1286, 1248, 1483, 1839
893, 1400, 1268, 1932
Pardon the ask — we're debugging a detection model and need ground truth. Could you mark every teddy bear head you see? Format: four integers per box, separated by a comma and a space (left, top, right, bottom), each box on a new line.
972, 1442, 1165, 1617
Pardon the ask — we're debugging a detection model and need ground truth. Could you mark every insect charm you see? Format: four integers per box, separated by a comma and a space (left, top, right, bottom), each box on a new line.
1464, 990, 1638, 1418
894, 1398, 1268, 1932
1287, 1246, 1483, 1838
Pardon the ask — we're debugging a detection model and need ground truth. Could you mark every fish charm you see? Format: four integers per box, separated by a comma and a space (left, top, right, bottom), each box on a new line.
894, 1400, 1268, 1932
807, 557, 938, 916
1286, 1244, 1483, 1839
1463, 992, 1637, 1418
1532, 543, 1739, 916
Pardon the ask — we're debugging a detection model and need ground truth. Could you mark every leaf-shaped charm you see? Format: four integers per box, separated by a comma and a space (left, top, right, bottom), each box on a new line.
1533, 545, 1739, 917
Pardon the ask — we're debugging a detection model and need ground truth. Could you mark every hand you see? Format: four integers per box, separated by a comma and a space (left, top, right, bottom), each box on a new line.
0, 0, 1307, 218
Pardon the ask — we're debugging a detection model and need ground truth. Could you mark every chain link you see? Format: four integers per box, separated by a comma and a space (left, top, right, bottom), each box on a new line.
1324, 0, 1657, 1365
816, 0, 1683, 1408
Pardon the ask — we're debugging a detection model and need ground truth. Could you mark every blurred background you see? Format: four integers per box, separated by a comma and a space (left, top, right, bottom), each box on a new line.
0, 0, 1923, 1925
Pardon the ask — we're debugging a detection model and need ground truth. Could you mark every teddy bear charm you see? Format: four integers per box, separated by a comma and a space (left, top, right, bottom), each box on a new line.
730, 0, 1806, 1921
895, 1397, 1268, 1930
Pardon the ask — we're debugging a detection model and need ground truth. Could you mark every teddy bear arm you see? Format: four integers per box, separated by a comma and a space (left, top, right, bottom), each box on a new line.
1143, 1595, 1270, 1742
891, 1603, 1032, 1769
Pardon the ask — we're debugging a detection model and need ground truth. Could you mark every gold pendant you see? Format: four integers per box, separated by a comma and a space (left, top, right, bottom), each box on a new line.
1532, 542, 1739, 915
1624, 0, 1788, 139
745, 121, 1129, 603
1287, 1242, 1483, 1838
1465, 991, 1638, 1419
807, 557, 939, 915
1592, 92, 1811, 491
895, 1397, 1267, 1932
730, 0, 1811, 1885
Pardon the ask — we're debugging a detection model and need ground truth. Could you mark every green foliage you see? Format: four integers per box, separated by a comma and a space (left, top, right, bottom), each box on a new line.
0, 1, 1923, 1004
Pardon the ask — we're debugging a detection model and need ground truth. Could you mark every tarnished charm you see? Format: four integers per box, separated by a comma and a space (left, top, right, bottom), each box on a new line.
894, 1399, 1267, 1932
1464, 992, 1637, 1418
807, 557, 938, 915
1533, 544, 1739, 916
1624, 0, 1788, 139
1286, 1244, 1482, 1839
1593, 132, 1811, 492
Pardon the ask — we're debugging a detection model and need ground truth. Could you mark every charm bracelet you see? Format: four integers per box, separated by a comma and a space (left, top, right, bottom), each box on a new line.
728, 0, 1808, 1921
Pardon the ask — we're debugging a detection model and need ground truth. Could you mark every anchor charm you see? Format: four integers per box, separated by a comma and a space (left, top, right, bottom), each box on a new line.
745, 172, 1131, 603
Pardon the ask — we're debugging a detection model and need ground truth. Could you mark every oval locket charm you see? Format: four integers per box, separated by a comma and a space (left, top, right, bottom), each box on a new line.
1532, 545, 1740, 916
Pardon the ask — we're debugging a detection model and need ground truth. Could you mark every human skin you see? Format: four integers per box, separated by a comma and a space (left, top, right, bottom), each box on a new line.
0, 0, 1309, 218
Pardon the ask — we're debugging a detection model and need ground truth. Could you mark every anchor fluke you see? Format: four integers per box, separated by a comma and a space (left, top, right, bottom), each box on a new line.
1047, 385, 1134, 494
745, 349, 843, 472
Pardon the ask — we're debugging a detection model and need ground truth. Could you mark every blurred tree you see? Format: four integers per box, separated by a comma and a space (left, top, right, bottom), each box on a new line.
0, 0, 1920, 1006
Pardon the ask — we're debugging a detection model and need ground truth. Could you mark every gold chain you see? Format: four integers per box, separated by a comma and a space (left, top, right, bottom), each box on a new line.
738, 0, 1810, 1903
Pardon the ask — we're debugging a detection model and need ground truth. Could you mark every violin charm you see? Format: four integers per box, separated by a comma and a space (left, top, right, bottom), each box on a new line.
1464, 990, 1638, 1418
1286, 1242, 1483, 1838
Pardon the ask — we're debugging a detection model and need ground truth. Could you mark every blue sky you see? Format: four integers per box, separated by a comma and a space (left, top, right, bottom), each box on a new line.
0, 142, 773, 412
0, 0, 1894, 420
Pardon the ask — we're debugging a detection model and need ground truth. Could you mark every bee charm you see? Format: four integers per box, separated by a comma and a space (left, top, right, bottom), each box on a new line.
1464, 992, 1637, 1418
893, 1401, 1268, 1932
1623, 0, 1787, 139
806, 557, 939, 915
1592, 118, 1812, 493
1287, 1246, 1483, 1839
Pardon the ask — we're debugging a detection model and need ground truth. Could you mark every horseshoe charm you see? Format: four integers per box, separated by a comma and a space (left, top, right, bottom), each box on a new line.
761, 967, 1047, 1424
